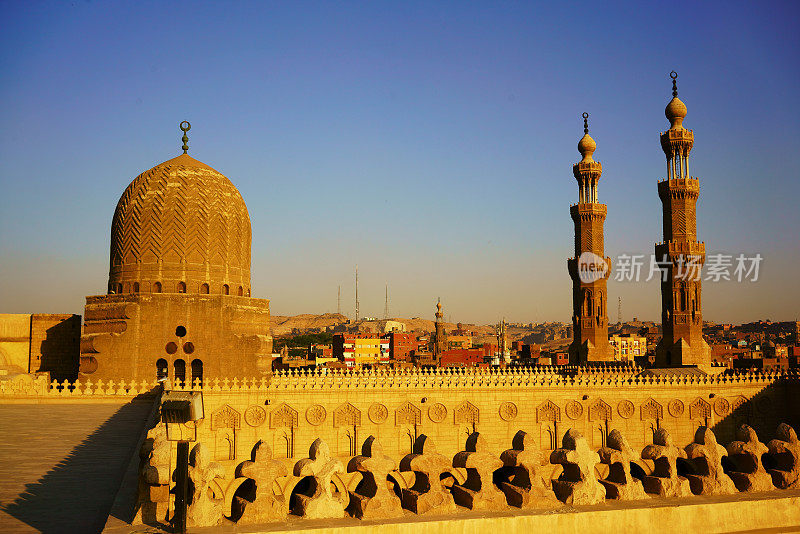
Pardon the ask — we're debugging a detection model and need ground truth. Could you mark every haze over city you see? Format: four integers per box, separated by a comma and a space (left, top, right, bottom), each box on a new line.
1, 1, 798, 325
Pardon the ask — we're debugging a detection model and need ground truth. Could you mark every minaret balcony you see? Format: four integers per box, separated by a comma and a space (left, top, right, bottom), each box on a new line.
654, 240, 706, 260
570, 202, 607, 220
572, 161, 602, 180
660, 129, 694, 155
657, 178, 700, 200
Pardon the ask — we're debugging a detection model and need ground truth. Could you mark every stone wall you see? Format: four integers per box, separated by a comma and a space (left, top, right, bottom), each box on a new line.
1, 367, 798, 530
80, 293, 272, 381
181, 368, 798, 463
30, 314, 81, 380
0, 314, 80, 380
0, 314, 32, 373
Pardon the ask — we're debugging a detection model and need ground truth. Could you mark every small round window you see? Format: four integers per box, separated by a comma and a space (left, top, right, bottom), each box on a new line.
183, 342, 195, 354
165, 342, 178, 354
176, 326, 187, 337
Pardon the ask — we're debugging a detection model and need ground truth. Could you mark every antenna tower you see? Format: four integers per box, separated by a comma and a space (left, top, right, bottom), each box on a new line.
337, 285, 341, 315
383, 283, 389, 320
355, 265, 359, 322
618, 297, 622, 325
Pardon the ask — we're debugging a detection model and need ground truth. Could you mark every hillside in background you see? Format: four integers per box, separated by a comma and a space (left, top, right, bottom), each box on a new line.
270, 313, 519, 339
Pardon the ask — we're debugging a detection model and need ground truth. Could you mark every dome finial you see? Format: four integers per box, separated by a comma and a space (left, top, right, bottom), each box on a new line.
180, 121, 191, 154
577, 112, 596, 163
665, 72, 687, 129
670, 70, 678, 97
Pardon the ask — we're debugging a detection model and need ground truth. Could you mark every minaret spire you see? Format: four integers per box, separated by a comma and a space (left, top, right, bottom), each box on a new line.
671, 69, 678, 97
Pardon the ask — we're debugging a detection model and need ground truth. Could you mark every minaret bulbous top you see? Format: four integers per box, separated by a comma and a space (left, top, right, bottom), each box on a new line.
578, 112, 597, 163
665, 71, 688, 129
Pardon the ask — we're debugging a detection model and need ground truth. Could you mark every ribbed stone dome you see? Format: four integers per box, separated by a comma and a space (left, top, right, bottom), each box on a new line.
108, 153, 251, 296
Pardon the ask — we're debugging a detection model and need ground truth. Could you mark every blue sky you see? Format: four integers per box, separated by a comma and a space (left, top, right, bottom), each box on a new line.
1, 1, 798, 325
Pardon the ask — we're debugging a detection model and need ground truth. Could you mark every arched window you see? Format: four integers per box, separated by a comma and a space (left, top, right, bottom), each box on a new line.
238, 286, 244, 296
200, 283, 209, 294
177, 281, 186, 293
174, 359, 186, 384
133, 282, 140, 293
156, 358, 168, 379
222, 284, 229, 295
153, 281, 162, 293
116, 283, 123, 295
191, 359, 203, 386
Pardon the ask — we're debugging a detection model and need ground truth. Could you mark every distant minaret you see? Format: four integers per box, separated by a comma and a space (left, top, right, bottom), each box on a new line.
567, 113, 614, 364
354, 266, 359, 322
498, 318, 509, 364
337, 285, 341, 315
654, 72, 711, 368
384, 284, 389, 319
433, 299, 447, 361
617, 297, 622, 325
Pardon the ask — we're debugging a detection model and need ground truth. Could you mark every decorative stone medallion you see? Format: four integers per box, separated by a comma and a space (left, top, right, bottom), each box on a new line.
617, 400, 635, 419
565, 400, 583, 420
499, 401, 518, 422
428, 403, 447, 423
244, 405, 267, 427
668, 399, 685, 417
714, 397, 731, 416
368, 402, 389, 424
305, 404, 327, 426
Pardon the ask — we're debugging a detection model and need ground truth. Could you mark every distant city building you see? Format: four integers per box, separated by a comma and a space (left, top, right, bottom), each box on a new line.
386, 332, 419, 362
609, 334, 647, 361
448, 335, 472, 350
383, 320, 406, 333
332, 333, 389, 367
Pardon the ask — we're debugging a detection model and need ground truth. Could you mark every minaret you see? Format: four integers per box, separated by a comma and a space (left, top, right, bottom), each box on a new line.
497, 319, 509, 364
567, 113, 614, 364
433, 298, 447, 362
654, 72, 711, 368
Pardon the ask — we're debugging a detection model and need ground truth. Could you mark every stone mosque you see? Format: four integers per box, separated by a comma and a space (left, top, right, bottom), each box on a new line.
0, 74, 798, 533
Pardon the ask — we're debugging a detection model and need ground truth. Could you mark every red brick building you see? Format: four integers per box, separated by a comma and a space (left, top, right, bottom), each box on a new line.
386, 332, 419, 362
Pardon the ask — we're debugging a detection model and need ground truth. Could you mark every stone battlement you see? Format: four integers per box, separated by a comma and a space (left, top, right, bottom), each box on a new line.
0, 367, 797, 398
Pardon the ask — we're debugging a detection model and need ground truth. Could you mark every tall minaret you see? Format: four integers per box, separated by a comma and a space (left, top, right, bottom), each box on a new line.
567, 113, 614, 364
654, 72, 711, 368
